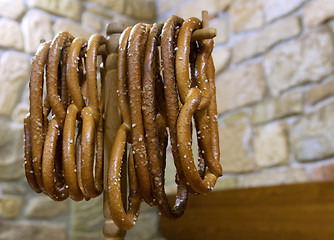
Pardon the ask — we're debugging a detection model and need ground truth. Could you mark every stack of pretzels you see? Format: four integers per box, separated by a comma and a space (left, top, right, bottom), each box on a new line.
24, 32, 106, 201
24, 14, 222, 231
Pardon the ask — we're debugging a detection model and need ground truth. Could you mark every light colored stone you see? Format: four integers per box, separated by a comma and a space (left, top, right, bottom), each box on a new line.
0, 160, 24, 180
254, 122, 289, 168
2, 195, 22, 219
0, 119, 24, 171
304, 0, 334, 28
230, 0, 264, 32
0, 52, 29, 116
241, 168, 308, 187
126, 211, 159, 240
291, 102, 334, 162
216, 0, 234, 11
233, 16, 301, 63
125, 0, 156, 20
0, 19, 23, 50
306, 75, 334, 105
22, 9, 52, 54
1, 183, 26, 195
210, 17, 228, 44
264, 27, 334, 96
0, 221, 67, 240
214, 177, 239, 190
87, 0, 125, 14
53, 19, 94, 39
28, 0, 81, 20
82, 11, 103, 32
24, 196, 69, 219
11, 103, 29, 123
219, 120, 256, 173
261, 0, 306, 22
72, 196, 104, 239
216, 63, 266, 114
312, 162, 334, 181
251, 90, 303, 124
223, 111, 249, 125
175, 0, 218, 20
212, 47, 230, 74
158, 0, 182, 15
0, 0, 26, 19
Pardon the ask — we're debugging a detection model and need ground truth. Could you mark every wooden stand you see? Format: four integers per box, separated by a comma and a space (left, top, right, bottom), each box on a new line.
101, 11, 216, 240
103, 23, 126, 240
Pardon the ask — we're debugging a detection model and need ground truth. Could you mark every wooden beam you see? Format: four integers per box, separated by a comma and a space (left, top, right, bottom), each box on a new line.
159, 181, 334, 240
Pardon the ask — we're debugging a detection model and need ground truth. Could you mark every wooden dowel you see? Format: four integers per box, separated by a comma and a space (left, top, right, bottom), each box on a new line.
191, 10, 216, 41
103, 22, 126, 240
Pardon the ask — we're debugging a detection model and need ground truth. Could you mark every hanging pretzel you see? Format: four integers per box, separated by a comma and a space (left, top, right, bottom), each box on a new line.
107, 27, 141, 230
80, 34, 106, 198
127, 23, 154, 205
29, 41, 51, 192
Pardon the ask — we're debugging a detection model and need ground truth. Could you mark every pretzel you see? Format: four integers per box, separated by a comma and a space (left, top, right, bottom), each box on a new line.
127, 23, 154, 205
47, 32, 74, 129
107, 27, 141, 230
42, 118, 69, 201
80, 34, 106, 198
142, 22, 185, 218
175, 17, 211, 110
24, 114, 42, 193
29, 40, 52, 191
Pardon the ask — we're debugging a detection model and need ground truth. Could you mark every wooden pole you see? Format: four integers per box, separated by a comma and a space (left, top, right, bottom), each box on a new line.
103, 22, 126, 240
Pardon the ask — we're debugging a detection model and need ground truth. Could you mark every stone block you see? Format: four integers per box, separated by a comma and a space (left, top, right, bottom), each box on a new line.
24, 196, 69, 219
264, 27, 334, 96
230, 0, 264, 32
219, 120, 256, 173
28, 0, 81, 20
22, 9, 52, 54
87, 0, 125, 14
216, 63, 266, 114
11, 103, 29, 123
223, 111, 249, 125
306, 76, 334, 105
261, 0, 306, 22
0, 19, 23, 50
2, 195, 22, 219
0, 0, 26, 19
175, 0, 218, 20
53, 19, 94, 39
304, 0, 334, 28
312, 162, 334, 181
1, 183, 26, 195
72, 196, 104, 239
126, 210, 159, 240
214, 177, 239, 190
241, 168, 308, 187
212, 47, 230, 74
0, 52, 29, 116
125, 0, 156, 20
210, 17, 228, 44
291, 102, 334, 162
0, 160, 24, 180
233, 16, 301, 63
82, 11, 103, 32
158, 0, 182, 15
251, 90, 303, 124
216, 0, 234, 11
0, 221, 67, 240
254, 122, 289, 168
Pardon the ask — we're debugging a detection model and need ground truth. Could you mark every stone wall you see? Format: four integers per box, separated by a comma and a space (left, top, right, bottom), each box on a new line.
159, 0, 334, 195
1, 0, 334, 239
0, 0, 157, 239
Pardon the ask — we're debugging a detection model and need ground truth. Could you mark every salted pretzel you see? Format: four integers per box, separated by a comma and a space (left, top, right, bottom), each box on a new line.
175, 18, 222, 193
127, 23, 155, 205
142, 21, 186, 219
80, 34, 106, 198
27, 41, 52, 192
107, 27, 141, 230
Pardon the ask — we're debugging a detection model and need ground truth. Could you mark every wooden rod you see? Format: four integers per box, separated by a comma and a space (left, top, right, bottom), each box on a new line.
103, 22, 126, 240
191, 10, 216, 41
